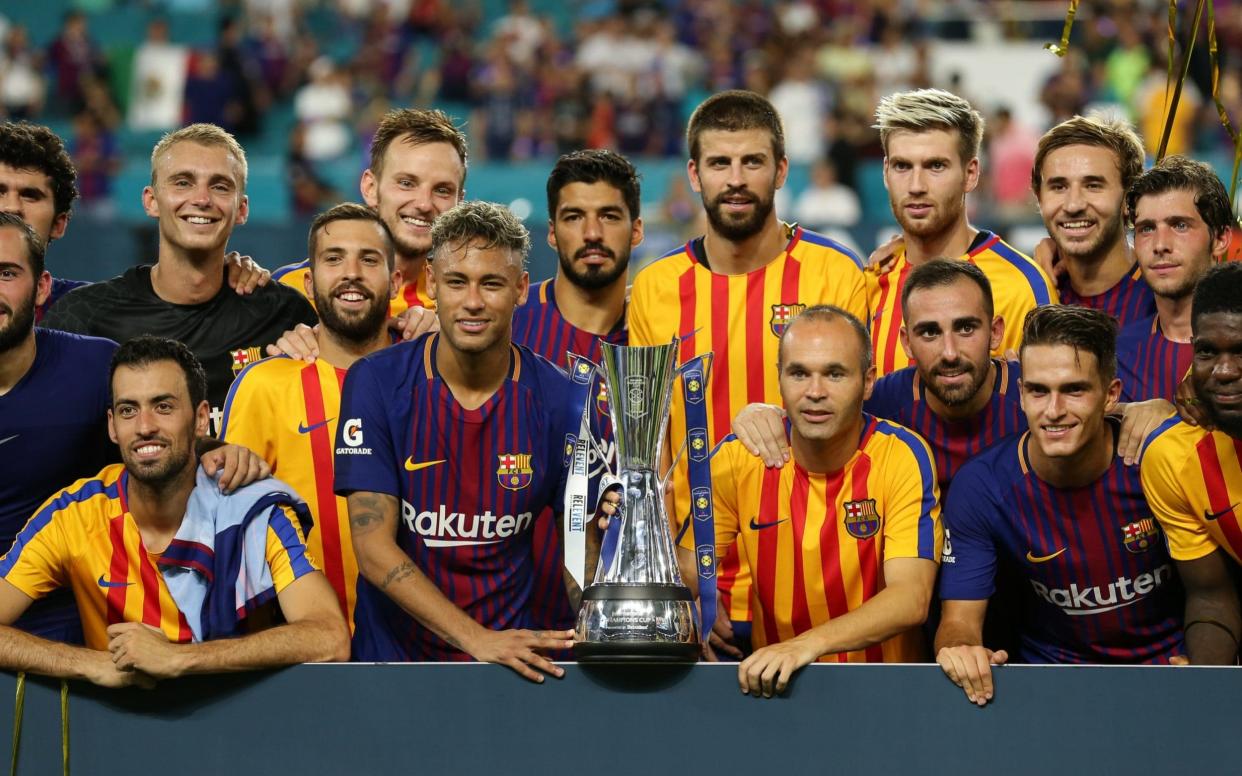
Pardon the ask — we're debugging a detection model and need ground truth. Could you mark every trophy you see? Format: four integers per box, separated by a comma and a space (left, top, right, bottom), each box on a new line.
573, 340, 700, 662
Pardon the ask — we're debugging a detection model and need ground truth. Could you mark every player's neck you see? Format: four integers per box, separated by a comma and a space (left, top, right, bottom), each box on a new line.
1027, 422, 1114, 490
152, 244, 226, 304
126, 467, 196, 552
0, 328, 36, 397
436, 337, 511, 410
903, 221, 977, 266
791, 415, 864, 474
1064, 238, 1132, 297
927, 359, 997, 420
552, 271, 626, 335
317, 324, 389, 370
702, 215, 786, 275
1155, 292, 1194, 343
395, 252, 427, 290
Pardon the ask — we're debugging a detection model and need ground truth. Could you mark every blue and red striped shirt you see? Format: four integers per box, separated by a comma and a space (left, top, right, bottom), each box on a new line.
1117, 314, 1193, 402
939, 421, 1183, 664
1057, 262, 1155, 328
865, 359, 1026, 497
335, 333, 579, 661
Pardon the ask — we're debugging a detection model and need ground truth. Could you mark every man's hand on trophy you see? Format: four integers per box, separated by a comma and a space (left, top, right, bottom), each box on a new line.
738, 639, 818, 698
707, 607, 743, 660
463, 628, 575, 683
595, 485, 623, 530
732, 403, 789, 468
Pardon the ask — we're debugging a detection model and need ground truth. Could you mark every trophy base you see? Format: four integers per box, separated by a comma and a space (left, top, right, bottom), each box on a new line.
574, 584, 700, 664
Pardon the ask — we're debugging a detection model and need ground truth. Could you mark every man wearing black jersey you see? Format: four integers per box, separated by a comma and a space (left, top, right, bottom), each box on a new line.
43, 124, 317, 433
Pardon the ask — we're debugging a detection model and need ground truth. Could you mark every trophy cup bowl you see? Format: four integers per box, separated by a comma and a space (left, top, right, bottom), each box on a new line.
573, 341, 700, 662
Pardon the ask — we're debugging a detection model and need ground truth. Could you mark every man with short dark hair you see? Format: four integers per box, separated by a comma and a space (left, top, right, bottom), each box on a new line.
1142, 262, 1242, 664
337, 202, 584, 679
0, 336, 349, 687
936, 306, 1182, 706
221, 203, 400, 627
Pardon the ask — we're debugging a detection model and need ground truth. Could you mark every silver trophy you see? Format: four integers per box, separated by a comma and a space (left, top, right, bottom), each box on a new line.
573, 340, 700, 662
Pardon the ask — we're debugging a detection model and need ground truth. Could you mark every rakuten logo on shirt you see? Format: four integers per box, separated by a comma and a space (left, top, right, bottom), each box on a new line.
1030, 564, 1174, 616
401, 502, 533, 547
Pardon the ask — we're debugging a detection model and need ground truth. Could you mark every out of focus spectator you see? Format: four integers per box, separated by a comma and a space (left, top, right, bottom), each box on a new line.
1040, 50, 1091, 125
987, 106, 1038, 224
473, 48, 526, 159
294, 57, 353, 160
218, 15, 266, 136
769, 46, 828, 164
184, 51, 239, 130
128, 18, 189, 130
70, 110, 119, 217
287, 123, 339, 218
46, 10, 108, 113
492, 0, 544, 69
0, 25, 44, 119
1134, 56, 1202, 158
1103, 19, 1149, 106
794, 159, 862, 229
244, 14, 291, 99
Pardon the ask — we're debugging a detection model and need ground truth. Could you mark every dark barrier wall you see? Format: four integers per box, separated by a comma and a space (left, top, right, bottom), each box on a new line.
2, 663, 1239, 774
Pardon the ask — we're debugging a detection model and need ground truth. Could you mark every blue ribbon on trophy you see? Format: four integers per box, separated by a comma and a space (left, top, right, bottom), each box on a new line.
678, 353, 718, 641
562, 352, 601, 593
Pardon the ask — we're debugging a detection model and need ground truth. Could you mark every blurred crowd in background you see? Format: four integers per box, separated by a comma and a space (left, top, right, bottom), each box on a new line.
2, 0, 1241, 271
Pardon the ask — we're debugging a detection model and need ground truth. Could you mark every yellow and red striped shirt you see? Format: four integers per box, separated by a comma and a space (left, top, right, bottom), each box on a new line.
691, 416, 941, 661
219, 355, 358, 627
0, 465, 311, 650
631, 224, 870, 621
272, 259, 433, 317
867, 230, 1058, 376
1141, 417, 1242, 564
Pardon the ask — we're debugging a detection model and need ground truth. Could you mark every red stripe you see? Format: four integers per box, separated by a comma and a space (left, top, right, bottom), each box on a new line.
137, 541, 162, 629
709, 274, 732, 440
788, 469, 812, 635
744, 270, 765, 404
872, 272, 892, 354
818, 470, 851, 662
176, 610, 192, 643
967, 234, 1001, 257
1199, 438, 1242, 556
881, 264, 911, 373
756, 467, 782, 645
301, 364, 348, 616
678, 268, 697, 363
105, 515, 130, 625
780, 251, 801, 302
850, 454, 883, 662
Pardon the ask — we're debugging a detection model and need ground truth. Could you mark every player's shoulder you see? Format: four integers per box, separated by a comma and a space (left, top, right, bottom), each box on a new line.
973, 230, 1054, 300
867, 367, 918, 417
34, 326, 118, 361
632, 241, 696, 289
1117, 313, 1157, 350
271, 259, 310, 283
230, 353, 302, 387
1140, 416, 1208, 467
953, 431, 1023, 493
516, 342, 572, 388
789, 225, 866, 271
34, 464, 126, 526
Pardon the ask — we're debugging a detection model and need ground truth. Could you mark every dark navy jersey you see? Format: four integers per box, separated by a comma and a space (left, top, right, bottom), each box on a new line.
1117, 314, 1192, 403
335, 334, 579, 661
1056, 263, 1155, 328
939, 421, 1183, 664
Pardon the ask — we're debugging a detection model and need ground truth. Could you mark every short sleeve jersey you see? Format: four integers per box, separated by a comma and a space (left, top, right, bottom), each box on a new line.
1117, 314, 1193, 403
1056, 262, 1155, 328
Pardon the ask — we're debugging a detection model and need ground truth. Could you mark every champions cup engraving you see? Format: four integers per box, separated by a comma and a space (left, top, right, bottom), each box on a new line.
573, 340, 701, 662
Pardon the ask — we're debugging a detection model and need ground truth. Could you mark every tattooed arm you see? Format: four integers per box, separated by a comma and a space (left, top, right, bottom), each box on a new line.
348, 491, 573, 681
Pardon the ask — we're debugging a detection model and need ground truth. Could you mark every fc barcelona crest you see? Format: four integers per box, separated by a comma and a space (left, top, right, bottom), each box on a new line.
843, 498, 881, 540
497, 453, 534, 490
596, 380, 609, 417
230, 346, 264, 376
769, 304, 807, 337
1122, 518, 1159, 554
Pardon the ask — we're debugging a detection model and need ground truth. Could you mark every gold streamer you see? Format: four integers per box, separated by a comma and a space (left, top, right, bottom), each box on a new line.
1156, 0, 1207, 161
1044, 0, 1080, 57
8, 673, 24, 776
59, 681, 68, 776
1205, 1, 1242, 211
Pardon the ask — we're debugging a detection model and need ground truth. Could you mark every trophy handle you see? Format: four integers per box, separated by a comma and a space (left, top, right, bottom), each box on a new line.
662, 437, 688, 492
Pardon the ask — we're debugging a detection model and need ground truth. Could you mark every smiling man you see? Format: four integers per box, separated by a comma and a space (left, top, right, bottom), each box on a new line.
42, 124, 317, 434
936, 305, 1182, 706
1117, 157, 1233, 402
221, 203, 399, 629
336, 202, 585, 679
1141, 262, 1242, 664
869, 89, 1056, 376
0, 336, 348, 688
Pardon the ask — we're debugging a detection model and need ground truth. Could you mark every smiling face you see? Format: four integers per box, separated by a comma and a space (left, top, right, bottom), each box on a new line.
1019, 343, 1120, 460
548, 180, 642, 292
108, 360, 208, 487
428, 240, 528, 357
1192, 312, 1242, 437
688, 127, 787, 242
143, 141, 247, 257
900, 277, 1002, 409
307, 218, 398, 344
1036, 144, 1127, 263
1132, 188, 1226, 300
361, 138, 465, 261
883, 128, 978, 241
778, 316, 875, 446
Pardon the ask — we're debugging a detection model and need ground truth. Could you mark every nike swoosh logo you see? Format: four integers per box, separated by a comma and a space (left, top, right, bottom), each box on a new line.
297, 418, 335, 434
1025, 548, 1068, 564
0, 435, 17, 446
749, 516, 788, 531
405, 458, 446, 472
97, 574, 134, 588
1204, 503, 1240, 522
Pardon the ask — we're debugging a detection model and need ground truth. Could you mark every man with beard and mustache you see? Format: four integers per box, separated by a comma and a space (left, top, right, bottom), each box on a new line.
1030, 116, 1155, 327
1117, 157, 1233, 403
0, 336, 350, 687
630, 90, 869, 656
1142, 262, 1242, 664
510, 149, 640, 637
937, 306, 1183, 706
868, 89, 1056, 377
220, 203, 399, 628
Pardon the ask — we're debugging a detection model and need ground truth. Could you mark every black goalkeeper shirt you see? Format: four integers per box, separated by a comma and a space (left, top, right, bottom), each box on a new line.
42, 264, 318, 433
